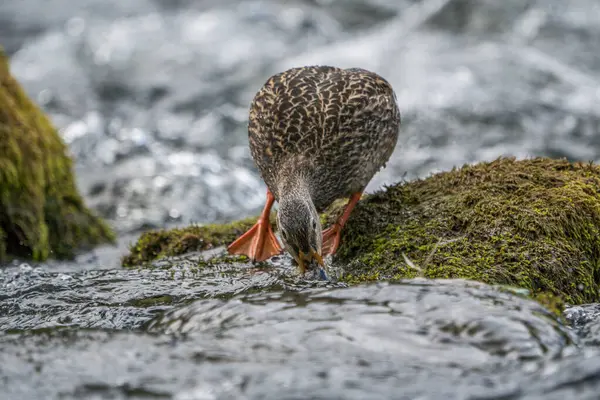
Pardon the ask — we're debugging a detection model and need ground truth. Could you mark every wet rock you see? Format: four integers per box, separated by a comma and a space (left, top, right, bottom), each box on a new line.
123, 157, 600, 308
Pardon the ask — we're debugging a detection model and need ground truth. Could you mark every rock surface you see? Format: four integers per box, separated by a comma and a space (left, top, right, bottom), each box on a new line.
124, 157, 600, 308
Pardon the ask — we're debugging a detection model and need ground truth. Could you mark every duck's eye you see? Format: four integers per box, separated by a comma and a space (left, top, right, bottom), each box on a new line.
312, 219, 317, 230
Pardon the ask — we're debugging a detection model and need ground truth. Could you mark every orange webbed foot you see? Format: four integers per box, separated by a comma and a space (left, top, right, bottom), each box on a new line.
227, 189, 282, 262
227, 219, 282, 261
321, 191, 363, 257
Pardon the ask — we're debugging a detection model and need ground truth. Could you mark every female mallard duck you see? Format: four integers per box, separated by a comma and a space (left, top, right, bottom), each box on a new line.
228, 65, 401, 273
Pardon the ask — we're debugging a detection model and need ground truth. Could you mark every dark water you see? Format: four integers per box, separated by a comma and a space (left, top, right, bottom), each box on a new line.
2, 0, 600, 398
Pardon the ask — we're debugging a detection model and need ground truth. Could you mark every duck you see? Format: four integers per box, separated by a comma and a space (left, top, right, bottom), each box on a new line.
228, 65, 401, 273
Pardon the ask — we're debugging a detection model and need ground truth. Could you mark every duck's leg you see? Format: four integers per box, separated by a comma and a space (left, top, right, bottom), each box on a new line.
227, 190, 282, 261
322, 192, 362, 256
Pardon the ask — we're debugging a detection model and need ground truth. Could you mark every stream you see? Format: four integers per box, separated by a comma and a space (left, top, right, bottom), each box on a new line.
2, 0, 600, 398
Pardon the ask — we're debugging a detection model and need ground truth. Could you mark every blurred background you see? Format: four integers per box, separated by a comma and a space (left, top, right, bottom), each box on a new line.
3, 0, 600, 240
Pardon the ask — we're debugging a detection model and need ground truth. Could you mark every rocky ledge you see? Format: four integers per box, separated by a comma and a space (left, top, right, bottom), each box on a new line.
123, 157, 600, 312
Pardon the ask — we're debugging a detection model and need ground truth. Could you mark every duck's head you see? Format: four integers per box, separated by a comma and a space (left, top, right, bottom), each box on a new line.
276, 194, 324, 274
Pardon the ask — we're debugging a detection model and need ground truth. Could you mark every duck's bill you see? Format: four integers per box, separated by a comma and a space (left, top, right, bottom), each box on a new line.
297, 249, 324, 274
311, 251, 324, 266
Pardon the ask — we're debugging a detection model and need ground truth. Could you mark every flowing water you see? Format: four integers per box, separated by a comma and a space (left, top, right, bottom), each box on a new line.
2, 0, 600, 398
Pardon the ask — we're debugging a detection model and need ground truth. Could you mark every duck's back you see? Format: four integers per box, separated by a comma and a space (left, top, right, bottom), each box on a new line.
248, 66, 401, 210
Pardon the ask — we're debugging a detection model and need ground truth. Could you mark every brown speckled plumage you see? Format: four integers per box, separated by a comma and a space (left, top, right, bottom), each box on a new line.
249, 65, 401, 211
228, 65, 401, 272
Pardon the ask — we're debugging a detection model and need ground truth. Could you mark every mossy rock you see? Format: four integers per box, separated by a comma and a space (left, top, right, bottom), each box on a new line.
122, 157, 600, 306
0, 47, 115, 262
121, 216, 268, 268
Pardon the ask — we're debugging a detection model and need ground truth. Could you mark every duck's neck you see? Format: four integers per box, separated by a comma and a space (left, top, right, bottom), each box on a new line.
277, 165, 313, 205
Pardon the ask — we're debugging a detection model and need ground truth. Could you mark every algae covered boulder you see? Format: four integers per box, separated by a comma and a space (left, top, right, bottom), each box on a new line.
121, 216, 265, 268
123, 157, 600, 305
0, 48, 114, 262
331, 157, 600, 305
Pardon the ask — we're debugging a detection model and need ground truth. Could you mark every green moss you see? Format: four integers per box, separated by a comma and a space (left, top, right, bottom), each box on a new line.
122, 156, 600, 307
121, 215, 274, 268
532, 292, 566, 318
332, 157, 600, 305
0, 47, 115, 262
128, 295, 173, 307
